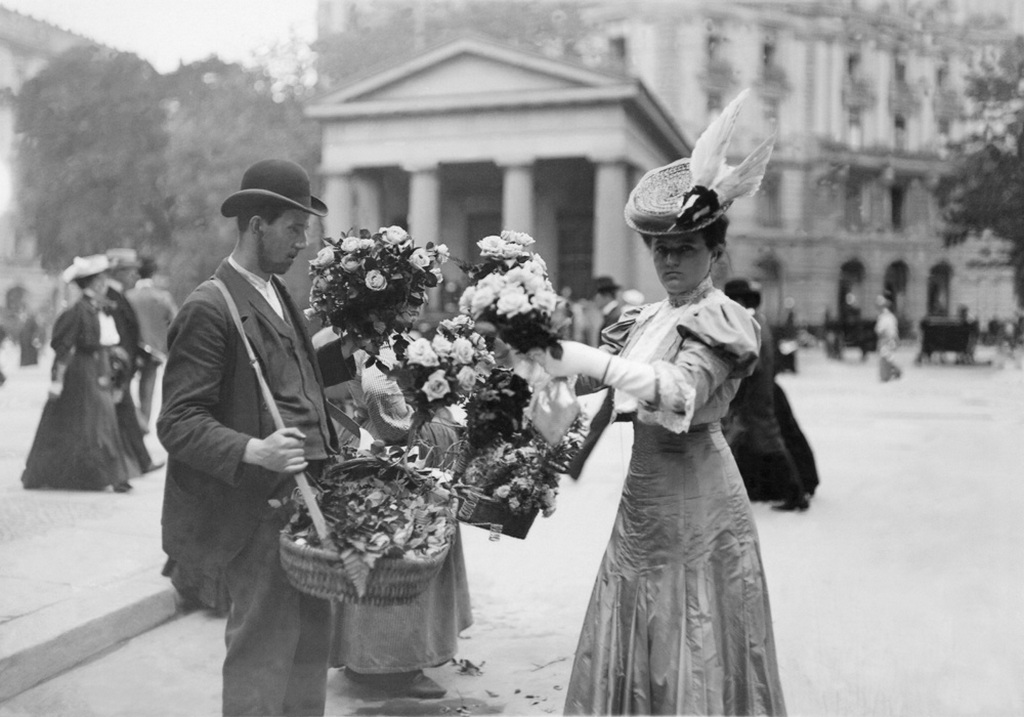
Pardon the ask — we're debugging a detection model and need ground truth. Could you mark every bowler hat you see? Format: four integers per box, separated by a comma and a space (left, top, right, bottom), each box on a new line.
61, 254, 111, 283
221, 159, 327, 218
723, 278, 762, 309
593, 276, 621, 295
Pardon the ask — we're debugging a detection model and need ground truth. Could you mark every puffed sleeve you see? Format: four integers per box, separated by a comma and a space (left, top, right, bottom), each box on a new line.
640, 297, 761, 433
49, 306, 79, 364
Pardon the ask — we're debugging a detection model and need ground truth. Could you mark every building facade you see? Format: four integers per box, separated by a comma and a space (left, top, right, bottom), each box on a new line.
314, 0, 1020, 328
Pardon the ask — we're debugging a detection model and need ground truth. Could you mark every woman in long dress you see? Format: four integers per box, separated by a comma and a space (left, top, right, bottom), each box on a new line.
875, 292, 902, 382
329, 334, 472, 699
22, 255, 135, 492
534, 89, 787, 715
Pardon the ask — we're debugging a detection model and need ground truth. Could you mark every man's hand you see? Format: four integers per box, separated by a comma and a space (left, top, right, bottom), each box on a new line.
243, 427, 308, 474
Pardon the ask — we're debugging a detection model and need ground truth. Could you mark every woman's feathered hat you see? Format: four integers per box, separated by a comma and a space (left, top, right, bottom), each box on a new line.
625, 88, 776, 236
61, 254, 111, 283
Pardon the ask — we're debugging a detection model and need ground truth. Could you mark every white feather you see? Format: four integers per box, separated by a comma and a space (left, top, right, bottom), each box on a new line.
713, 129, 777, 203
688, 88, 750, 189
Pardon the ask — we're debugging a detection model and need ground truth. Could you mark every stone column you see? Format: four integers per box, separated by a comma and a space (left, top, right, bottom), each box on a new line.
320, 171, 354, 238
499, 160, 535, 235
406, 163, 442, 308
591, 159, 632, 284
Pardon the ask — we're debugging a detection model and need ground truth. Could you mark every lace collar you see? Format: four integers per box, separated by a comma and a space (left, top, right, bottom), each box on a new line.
667, 275, 714, 307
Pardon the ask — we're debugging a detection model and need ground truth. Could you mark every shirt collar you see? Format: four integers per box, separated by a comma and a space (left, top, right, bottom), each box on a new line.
228, 255, 271, 292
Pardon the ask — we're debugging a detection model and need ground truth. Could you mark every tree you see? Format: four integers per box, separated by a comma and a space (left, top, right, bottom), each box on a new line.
15, 46, 170, 271
938, 36, 1024, 303
160, 56, 321, 304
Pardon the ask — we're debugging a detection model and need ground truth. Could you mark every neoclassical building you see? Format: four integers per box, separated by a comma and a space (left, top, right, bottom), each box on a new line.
308, 35, 689, 306
314, 0, 1021, 328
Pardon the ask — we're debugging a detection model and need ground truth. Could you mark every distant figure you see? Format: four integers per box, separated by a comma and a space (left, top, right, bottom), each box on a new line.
621, 288, 645, 307
875, 291, 902, 382
18, 311, 42, 366
106, 248, 161, 473
592, 275, 623, 333
21, 255, 134, 492
127, 256, 178, 430
723, 278, 809, 511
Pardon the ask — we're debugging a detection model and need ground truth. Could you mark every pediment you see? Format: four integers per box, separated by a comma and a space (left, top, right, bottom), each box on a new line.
314, 36, 624, 106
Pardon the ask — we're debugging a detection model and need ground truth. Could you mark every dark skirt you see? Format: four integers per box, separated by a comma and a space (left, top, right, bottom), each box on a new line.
21, 349, 135, 491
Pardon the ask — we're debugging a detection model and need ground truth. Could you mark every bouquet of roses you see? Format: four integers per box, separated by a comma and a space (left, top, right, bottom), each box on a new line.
455, 368, 587, 519
286, 444, 457, 598
307, 226, 449, 356
457, 230, 564, 358
388, 314, 494, 426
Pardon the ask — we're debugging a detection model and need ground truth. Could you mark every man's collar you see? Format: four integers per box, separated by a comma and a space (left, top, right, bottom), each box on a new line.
107, 277, 124, 293
228, 255, 271, 289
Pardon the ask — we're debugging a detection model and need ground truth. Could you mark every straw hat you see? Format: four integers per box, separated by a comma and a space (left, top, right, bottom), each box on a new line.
61, 254, 111, 283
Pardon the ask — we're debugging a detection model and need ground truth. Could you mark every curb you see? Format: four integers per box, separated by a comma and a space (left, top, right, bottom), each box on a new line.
0, 570, 179, 702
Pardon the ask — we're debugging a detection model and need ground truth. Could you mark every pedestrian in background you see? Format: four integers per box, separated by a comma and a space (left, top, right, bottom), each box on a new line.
532, 88, 786, 715
875, 291, 902, 382
22, 255, 133, 492
106, 248, 162, 473
158, 159, 355, 717
723, 278, 810, 511
127, 255, 177, 432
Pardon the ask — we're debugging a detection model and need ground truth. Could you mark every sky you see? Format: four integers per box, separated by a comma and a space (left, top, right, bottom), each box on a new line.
2, 0, 319, 73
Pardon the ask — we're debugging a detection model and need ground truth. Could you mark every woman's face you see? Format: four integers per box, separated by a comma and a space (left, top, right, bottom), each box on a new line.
650, 233, 716, 297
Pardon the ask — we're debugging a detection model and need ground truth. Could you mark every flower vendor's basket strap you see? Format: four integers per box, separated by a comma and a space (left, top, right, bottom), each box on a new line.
211, 277, 333, 549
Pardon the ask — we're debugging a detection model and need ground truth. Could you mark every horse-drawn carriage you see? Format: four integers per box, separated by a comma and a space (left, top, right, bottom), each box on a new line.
915, 317, 979, 364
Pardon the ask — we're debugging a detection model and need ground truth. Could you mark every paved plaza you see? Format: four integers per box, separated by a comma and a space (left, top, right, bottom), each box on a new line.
0, 342, 1022, 716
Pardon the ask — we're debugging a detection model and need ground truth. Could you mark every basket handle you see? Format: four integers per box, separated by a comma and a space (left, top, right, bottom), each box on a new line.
212, 277, 334, 550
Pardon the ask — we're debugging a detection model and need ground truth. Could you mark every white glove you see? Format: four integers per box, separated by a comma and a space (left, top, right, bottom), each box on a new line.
534, 341, 657, 403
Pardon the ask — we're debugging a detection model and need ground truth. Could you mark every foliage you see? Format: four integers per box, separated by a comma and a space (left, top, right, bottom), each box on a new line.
457, 230, 564, 356
315, 0, 601, 90
160, 57, 321, 304
15, 46, 170, 271
937, 35, 1024, 300
306, 226, 449, 358
388, 315, 493, 425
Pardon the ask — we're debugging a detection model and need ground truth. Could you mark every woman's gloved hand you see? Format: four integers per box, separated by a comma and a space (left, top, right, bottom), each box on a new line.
531, 341, 658, 403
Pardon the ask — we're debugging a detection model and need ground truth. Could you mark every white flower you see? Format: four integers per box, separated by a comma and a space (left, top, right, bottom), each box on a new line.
431, 267, 444, 282
476, 272, 507, 294
365, 270, 387, 291
431, 334, 453, 357
494, 485, 511, 499
406, 338, 440, 367
409, 247, 432, 269
358, 238, 376, 251
470, 286, 498, 315
434, 244, 450, 262
530, 290, 559, 314
456, 365, 477, 391
500, 230, 535, 247
341, 255, 363, 273
421, 369, 451, 401
496, 287, 531, 317
477, 235, 505, 257
311, 246, 336, 268
380, 225, 410, 245
303, 307, 317, 320
451, 337, 475, 364
458, 287, 475, 315
341, 236, 362, 253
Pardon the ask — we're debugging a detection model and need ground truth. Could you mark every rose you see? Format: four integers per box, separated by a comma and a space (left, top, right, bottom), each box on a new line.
456, 365, 478, 391
341, 236, 362, 252
341, 255, 363, 272
458, 287, 475, 315
365, 270, 387, 291
380, 225, 410, 245
451, 337, 475, 364
470, 286, 498, 315
530, 290, 559, 314
496, 287, 531, 317
434, 244, 450, 261
477, 235, 507, 257
431, 335, 453, 357
421, 369, 451, 401
406, 338, 440, 367
358, 238, 376, 251
311, 246, 336, 268
494, 485, 511, 499
409, 247, 431, 269
501, 230, 535, 247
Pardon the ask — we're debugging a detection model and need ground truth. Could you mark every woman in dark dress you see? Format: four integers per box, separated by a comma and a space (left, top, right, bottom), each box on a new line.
21, 255, 135, 492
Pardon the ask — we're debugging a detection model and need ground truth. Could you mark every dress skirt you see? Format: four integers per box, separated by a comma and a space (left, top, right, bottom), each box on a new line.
564, 421, 786, 715
21, 349, 136, 491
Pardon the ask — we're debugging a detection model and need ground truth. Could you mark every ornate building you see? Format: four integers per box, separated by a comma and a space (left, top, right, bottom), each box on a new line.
0, 7, 90, 320
313, 0, 1020, 326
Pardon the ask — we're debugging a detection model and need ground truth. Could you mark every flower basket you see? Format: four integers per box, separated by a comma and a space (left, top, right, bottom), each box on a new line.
280, 450, 457, 605
279, 532, 450, 605
456, 488, 538, 540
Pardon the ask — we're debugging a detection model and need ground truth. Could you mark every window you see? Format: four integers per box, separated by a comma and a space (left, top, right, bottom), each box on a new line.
847, 52, 861, 77
764, 98, 780, 123
890, 185, 905, 230
848, 109, 863, 149
759, 174, 782, 228
894, 114, 907, 150
844, 180, 863, 230
762, 37, 776, 69
894, 58, 907, 83
707, 31, 721, 61
609, 36, 628, 64
707, 92, 723, 114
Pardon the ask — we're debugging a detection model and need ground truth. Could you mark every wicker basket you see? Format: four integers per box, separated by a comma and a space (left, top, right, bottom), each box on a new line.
456, 489, 538, 540
279, 533, 451, 605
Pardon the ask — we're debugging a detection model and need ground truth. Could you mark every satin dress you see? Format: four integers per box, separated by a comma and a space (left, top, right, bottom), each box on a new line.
564, 282, 787, 715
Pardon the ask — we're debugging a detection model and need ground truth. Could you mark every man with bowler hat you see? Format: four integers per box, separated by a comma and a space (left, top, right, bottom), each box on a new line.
106, 247, 162, 474
158, 159, 355, 716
